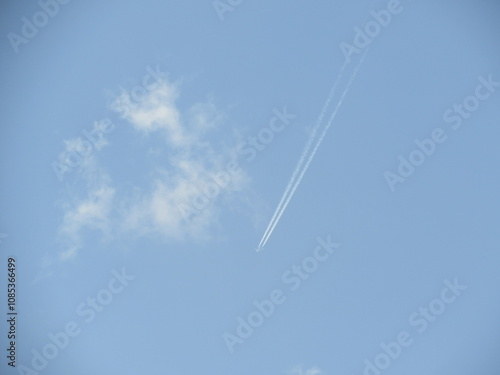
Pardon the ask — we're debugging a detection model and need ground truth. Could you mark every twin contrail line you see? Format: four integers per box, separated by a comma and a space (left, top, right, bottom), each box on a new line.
257, 49, 369, 251
256, 60, 349, 251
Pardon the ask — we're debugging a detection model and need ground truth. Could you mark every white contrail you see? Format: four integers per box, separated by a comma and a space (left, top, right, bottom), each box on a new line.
259, 49, 369, 248
256, 60, 350, 251
256, 60, 350, 250
258, 49, 369, 250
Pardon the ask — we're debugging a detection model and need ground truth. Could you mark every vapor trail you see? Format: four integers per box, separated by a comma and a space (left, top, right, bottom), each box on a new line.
256, 61, 350, 251
258, 49, 369, 250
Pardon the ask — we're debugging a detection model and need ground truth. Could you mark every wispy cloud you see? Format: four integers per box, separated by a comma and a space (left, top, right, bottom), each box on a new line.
58, 181, 115, 260
53, 119, 114, 181
112, 80, 185, 143
113, 77, 249, 241
289, 365, 322, 375
55, 74, 250, 260
289, 366, 322, 375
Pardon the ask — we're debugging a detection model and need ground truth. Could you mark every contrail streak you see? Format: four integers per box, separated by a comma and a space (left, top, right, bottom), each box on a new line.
256, 60, 350, 251
257, 49, 369, 250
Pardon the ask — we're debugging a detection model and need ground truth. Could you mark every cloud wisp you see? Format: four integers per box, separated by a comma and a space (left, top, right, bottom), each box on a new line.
289, 365, 322, 375
55, 74, 250, 262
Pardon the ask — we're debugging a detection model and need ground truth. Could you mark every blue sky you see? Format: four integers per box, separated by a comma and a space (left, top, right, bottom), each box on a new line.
1, 0, 500, 374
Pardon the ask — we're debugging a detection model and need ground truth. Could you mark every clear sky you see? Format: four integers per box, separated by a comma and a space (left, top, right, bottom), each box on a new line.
1, 0, 500, 374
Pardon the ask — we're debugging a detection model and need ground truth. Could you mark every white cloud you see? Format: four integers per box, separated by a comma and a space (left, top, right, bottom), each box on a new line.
289, 366, 322, 375
58, 119, 111, 164
112, 80, 186, 145
51, 119, 115, 182
187, 99, 225, 133
58, 182, 115, 260
55, 74, 250, 261
111, 77, 250, 241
